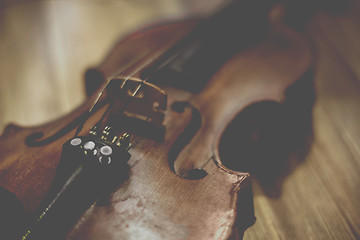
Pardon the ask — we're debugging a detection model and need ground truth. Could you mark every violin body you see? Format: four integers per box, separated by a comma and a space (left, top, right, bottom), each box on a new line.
0, 3, 311, 240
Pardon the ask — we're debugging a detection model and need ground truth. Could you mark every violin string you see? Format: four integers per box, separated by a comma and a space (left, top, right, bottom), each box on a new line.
107, 52, 154, 81
140, 45, 187, 83
120, 46, 171, 94
92, 48, 169, 140
73, 98, 113, 137
73, 48, 163, 136
92, 99, 116, 130
113, 38, 199, 145
115, 47, 179, 145
91, 46, 168, 111
120, 33, 197, 95
85, 45, 167, 118
75, 35, 186, 141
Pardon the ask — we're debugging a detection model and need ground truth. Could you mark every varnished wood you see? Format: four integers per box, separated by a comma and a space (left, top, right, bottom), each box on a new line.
0, 3, 311, 239
0, 0, 359, 239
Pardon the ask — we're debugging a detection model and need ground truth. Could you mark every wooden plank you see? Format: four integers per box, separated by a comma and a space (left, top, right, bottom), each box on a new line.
245, 3, 360, 239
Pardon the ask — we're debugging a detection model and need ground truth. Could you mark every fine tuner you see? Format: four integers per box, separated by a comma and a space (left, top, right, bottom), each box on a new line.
21, 125, 132, 240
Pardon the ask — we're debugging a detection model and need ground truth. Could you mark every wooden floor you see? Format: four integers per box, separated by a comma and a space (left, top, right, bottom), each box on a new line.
0, 0, 359, 239
245, 3, 360, 239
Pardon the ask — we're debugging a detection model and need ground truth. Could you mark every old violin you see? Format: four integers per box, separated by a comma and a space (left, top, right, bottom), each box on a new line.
0, 0, 311, 239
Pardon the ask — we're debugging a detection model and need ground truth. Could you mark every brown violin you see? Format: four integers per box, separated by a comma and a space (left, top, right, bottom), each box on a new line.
0, 0, 312, 239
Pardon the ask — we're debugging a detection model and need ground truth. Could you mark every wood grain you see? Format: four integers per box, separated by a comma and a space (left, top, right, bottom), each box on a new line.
0, 0, 359, 239
245, 2, 360, 239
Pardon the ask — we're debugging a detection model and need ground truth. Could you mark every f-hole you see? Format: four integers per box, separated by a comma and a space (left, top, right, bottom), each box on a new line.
168, 101, 206, 179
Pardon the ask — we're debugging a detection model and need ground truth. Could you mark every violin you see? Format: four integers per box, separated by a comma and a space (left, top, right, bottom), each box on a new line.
0, 0, 312, 239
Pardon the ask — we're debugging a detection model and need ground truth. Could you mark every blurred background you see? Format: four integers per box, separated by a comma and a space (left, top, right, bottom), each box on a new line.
0, 0, 359, 239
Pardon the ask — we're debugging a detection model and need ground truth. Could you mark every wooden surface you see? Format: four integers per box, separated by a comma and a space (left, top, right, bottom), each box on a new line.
245, 2, 360, 239
0, 0, 359, 239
